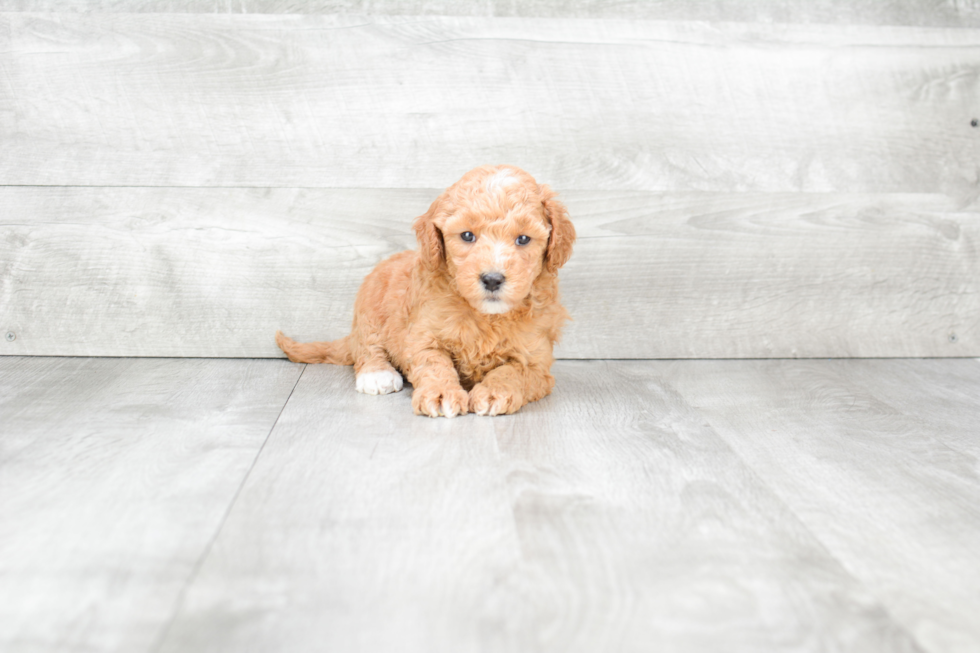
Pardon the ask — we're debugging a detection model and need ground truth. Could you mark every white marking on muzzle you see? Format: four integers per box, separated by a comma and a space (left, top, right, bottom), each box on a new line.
479, 299, 511, 314
491, 242, 510, 268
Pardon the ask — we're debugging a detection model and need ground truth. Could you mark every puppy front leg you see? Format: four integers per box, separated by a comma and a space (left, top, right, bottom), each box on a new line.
408, 349, 469, 418
469, 363, 555, 416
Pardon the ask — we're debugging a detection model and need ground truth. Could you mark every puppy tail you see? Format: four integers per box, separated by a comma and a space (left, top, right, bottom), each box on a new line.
275, 331, 354, 365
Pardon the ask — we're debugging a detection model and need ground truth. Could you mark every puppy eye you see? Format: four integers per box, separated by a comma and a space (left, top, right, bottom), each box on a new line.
516, 235, 531, 246
460, 231, 476, 243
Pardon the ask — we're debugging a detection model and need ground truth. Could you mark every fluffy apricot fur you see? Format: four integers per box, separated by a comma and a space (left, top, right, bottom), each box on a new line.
276, 164, 575, 418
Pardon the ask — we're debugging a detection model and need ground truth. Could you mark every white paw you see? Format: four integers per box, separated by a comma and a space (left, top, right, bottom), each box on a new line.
355, 369, 404, 395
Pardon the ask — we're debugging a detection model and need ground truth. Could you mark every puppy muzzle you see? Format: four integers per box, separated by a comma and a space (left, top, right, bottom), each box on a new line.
480, 272, 505, 293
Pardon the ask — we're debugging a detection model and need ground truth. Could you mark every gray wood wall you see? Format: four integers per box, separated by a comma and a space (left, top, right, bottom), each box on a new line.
1, 3, 978, 358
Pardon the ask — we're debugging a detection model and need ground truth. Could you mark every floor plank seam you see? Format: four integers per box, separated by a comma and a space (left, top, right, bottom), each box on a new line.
694, 411, 932, 652
147, 363, 307, 653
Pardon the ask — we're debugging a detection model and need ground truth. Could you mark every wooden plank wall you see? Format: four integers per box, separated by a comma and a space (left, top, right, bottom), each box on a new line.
4, 1, 980, 26
1, 3, 978, 358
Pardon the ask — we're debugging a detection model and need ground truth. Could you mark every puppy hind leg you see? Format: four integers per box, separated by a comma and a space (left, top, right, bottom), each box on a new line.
354, 346, 404, 395
355, 364, 404, 395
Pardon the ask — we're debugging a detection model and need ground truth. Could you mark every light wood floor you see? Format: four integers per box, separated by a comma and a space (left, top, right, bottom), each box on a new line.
2, 356, 979, 653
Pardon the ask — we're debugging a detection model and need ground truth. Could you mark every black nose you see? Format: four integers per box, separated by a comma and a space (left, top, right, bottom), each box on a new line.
480, 272, 505, 292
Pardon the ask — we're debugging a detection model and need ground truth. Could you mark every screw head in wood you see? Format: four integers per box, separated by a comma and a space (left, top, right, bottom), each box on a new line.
4, 332, 14, 342
949, 333, 958, 343
973, 119, 979, 128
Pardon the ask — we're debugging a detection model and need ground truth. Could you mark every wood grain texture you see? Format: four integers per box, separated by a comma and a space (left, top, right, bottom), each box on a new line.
155, 361, 923, 653
4, 357, 978, 652
663, 358, 980, 653
563, 191, 978, 358
2, 187, 976, 358
4, 0, 980, 27
1, 14, 978, 193
0, 356, 301, 653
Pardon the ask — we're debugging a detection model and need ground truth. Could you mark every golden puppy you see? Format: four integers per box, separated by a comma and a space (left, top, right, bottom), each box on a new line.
276, 164, 575, 417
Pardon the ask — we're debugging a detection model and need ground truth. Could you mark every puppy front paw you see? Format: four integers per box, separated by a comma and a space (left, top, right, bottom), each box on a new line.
469, 383, 524, 416
412, 385, 469, 418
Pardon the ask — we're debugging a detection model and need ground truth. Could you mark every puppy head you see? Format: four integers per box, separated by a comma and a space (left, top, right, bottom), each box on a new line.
414, 165, 575, 315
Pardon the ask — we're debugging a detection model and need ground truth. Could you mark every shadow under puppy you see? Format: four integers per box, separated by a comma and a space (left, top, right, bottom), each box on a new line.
276, 164, 575, 418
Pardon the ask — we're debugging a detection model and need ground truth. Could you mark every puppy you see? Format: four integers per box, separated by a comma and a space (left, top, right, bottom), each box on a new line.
276, 164, 575, 417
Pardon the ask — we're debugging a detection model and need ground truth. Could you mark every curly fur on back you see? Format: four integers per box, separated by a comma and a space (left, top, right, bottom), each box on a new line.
277, 164, 575, 417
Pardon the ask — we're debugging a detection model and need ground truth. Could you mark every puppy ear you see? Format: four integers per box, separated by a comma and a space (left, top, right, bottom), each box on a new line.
541, 185, 575, 273
412, 199, 445, 271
